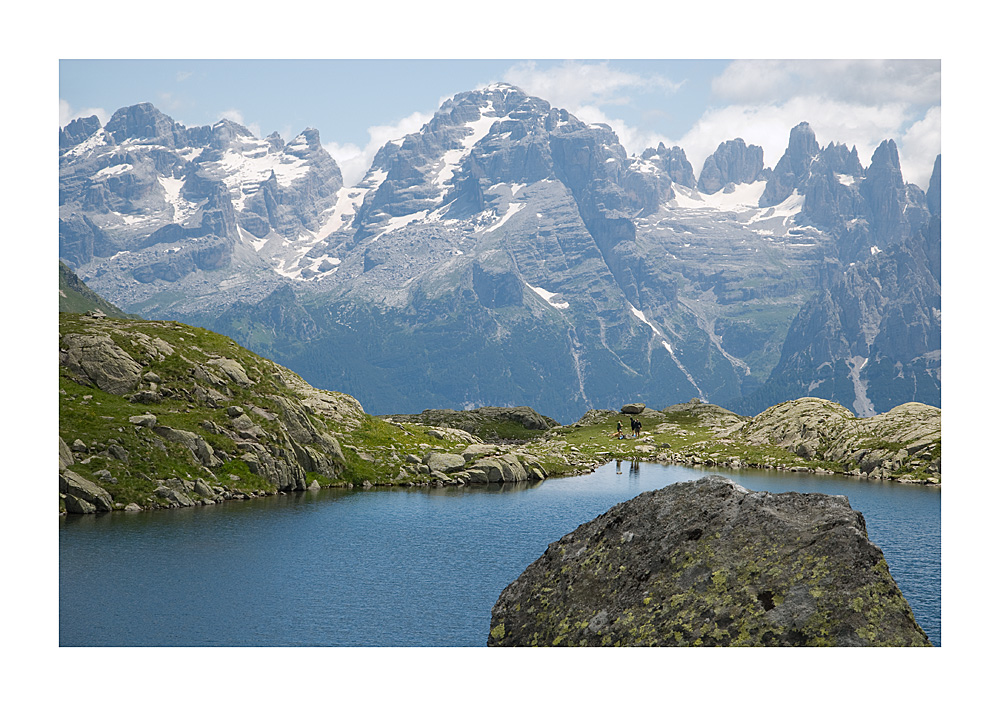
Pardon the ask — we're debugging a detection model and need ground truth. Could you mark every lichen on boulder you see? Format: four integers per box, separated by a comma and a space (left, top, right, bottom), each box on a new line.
488, 475, 930, 647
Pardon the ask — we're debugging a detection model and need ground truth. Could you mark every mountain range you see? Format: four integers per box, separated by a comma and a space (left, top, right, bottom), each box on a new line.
59, 83, 941, 422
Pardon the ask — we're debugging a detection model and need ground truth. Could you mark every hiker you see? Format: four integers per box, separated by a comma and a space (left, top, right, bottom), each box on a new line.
629, 417, 638, 437
634, 419, 642, 437
617, 420, 624, 439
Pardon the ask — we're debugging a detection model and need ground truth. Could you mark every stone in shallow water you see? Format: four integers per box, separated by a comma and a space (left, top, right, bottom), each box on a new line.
488, 475, 930, 647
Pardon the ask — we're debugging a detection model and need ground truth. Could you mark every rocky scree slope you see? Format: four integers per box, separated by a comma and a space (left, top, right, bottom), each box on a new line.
59, 313, 564, 514
60, 86, 939, 423
488, 475, 930, 647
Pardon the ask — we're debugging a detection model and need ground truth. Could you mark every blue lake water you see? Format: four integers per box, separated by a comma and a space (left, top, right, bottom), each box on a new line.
59, 462, 941, 646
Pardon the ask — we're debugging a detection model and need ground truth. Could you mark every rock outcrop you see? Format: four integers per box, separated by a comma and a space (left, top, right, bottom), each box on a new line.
59, 313, 355, 512
385, 406, 559, 440
696, 138, 765, 194
736, 398, 940, 479
489, 475, 930, 646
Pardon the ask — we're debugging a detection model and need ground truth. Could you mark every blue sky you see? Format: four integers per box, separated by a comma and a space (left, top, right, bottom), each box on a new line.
60, 58, 941, 189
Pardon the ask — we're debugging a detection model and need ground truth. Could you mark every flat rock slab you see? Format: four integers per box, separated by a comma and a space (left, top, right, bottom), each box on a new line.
489, 475, 930, 647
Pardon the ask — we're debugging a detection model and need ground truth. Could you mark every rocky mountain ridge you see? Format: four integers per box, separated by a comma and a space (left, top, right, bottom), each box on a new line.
60, 84, 940, 422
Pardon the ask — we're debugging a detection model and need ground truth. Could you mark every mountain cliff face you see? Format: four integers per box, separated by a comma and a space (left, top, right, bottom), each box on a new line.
739, 156, 941, 417
697, 138, 767, 194
59, 85, 938, 422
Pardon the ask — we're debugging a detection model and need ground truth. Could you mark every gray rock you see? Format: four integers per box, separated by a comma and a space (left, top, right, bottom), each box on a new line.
60, 333, 142, 396
107, 444, 129, 462
461, 444, 500, 461
469, 458, 505, 483
65, 494, 97, 514
207, 357, 252, 386
130, 390, 164, 405
620, 403, 646, 415
60, 470, 114, 512
153, 485, 196, 507
152, 426, 219, 467
123, 503, 143, 512
489, 475, 930, 647
193, 478, 215, 498
59, 437, 74, 470
469, 454, 529, 483
423, 452, 467, 475
129, 413, 158, 427
464, 469, 490, 484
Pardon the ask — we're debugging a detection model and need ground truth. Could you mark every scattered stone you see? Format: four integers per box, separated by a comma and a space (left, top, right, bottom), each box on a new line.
64, 494, 97, 514
423, 452, 467, 475
128, 390, 162, 404
60, 332, 142, 395
59, 437, 74, 470
194, 478, 215, 498
152, 426, 219, 467
60, 470, 114, 513
207, 358, 252, 387
461, 444, 499, 461
154, 485, 196, 507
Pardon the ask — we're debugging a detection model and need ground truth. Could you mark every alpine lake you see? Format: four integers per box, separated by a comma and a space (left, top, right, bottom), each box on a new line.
59, 461, 941, 647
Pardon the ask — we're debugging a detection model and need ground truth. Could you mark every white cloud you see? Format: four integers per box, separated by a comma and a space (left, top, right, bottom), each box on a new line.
899, 106, 942, 189
326, 110, 432, 186
713, 60, 941, 107
500, 60, 682, 113
59, 99, 110, 128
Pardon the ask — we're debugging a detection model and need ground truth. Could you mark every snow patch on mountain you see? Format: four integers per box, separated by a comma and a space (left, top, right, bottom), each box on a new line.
528, 284, 569, 310
749, 191, 805, 226
157, 175, 196, 224
216, 135, 313, 209
63, 129, 111, 158
93, 163, 133, 180
432, 101, 500, 192
630, 305, 668, 342
483, 202, 525, 233
374, 210, 430, 241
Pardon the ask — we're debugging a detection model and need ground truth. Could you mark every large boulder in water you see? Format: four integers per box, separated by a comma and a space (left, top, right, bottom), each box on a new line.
488, 475, 930, 646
